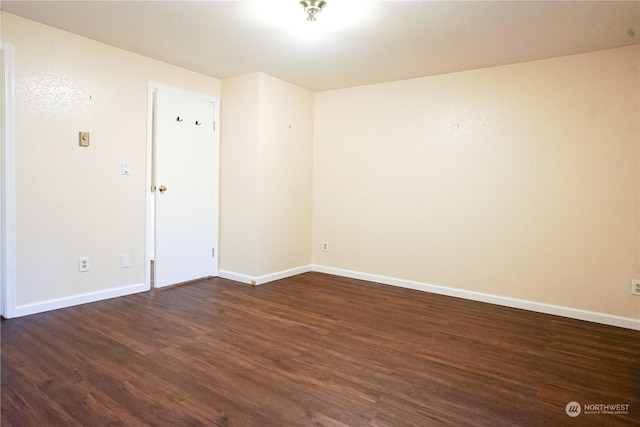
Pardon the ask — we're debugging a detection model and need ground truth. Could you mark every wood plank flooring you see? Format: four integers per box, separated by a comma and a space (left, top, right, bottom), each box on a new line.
2, 272, 639, 426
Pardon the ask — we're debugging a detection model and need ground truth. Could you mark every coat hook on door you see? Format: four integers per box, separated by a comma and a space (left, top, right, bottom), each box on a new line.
195, 120, 202, 126
176, 116, 184, 122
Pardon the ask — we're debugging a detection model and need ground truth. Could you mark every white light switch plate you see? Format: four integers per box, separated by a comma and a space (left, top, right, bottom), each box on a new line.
121, 253, 130, 268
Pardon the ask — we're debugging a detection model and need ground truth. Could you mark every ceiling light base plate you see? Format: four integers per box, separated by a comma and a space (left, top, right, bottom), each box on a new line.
300, 0, 326, 21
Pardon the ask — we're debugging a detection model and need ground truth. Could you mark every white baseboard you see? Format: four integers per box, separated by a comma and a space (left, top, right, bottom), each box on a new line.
255, 265, 312, 285
13, 265, 637, 331
311, 265, 640, 331
218, 265, 312, 286
218, 270, 253, 285
14, 282, 149, 318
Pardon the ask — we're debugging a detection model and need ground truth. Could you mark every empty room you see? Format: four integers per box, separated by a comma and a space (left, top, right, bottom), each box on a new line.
1, 1, 639, 426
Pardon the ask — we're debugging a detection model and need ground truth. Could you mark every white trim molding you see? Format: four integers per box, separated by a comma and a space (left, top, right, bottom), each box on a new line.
255, 265, 312, 286
14, 283, 148, 318
1, 41, 16, 319
217, 270, 253, 285
219, 265, 312, 286
311, 265, 640, 331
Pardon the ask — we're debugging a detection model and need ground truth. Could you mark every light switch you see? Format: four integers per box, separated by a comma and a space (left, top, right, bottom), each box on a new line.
79, 132, 90, 147
121, 253, 130, 268
122, 162, 130, 175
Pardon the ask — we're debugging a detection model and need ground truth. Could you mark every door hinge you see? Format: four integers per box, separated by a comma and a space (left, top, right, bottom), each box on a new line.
212, 121, 216, 132
212, 248, 215, 257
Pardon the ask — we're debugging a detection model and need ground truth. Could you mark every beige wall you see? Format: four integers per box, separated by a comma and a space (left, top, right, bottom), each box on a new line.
256, 73, 314, 276
219, 73, 261, 276
220, 73, 313, 279
2, 13, 221, 306
4, 11, 638, 322
313, 46, 640, 319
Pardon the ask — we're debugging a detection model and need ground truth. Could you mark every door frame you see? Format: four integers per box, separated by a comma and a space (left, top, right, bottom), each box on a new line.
145, 81, 220, 289
1, 42, 16, 318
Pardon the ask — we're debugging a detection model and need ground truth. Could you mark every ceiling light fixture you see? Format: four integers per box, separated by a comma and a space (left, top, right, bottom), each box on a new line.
300, 0, 326, 21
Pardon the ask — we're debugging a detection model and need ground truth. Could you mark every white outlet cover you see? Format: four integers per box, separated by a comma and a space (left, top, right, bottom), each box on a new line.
79, 256, 90, 272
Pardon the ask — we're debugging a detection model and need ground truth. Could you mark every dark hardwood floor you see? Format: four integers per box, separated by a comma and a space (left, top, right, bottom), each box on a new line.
2, 272, 639, 426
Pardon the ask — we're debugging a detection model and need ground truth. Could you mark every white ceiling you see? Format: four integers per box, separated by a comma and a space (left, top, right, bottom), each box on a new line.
2, 1, 639, 92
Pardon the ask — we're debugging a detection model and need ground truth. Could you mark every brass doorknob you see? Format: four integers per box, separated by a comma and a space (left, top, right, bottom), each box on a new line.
159, 185, 168, 193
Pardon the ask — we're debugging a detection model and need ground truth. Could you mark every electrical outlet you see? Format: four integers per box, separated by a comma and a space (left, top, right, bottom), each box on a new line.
79, 256, 90, 272
631, 280, 640, 296
322, 241, 329, 252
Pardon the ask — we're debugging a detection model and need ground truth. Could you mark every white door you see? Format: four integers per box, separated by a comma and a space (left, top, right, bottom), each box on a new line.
154, 88, 218, 288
